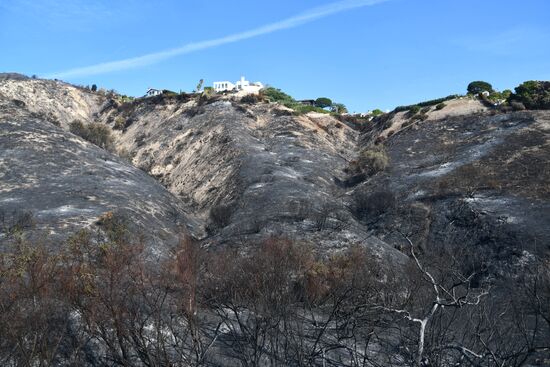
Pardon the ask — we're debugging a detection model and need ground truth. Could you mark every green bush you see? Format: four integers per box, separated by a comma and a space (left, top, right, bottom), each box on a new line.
260, 87, 295, 104
435, 102, 446, 110
408, 105, 421, 116
290, 104, 330, 115
70, 120, 115, 151
371, 109, 384, 116
508, 81, 550, 110
467, 81, 494, 95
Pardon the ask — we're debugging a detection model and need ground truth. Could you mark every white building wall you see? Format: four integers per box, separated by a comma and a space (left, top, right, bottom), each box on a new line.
213, 77, 263, 94
213, 81, 235, 92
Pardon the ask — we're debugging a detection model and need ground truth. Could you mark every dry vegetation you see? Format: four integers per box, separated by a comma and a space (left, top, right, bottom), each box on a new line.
0, 214, 548, 366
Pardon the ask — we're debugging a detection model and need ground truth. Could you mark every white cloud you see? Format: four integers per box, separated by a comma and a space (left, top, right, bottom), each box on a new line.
46, 0, 389, 79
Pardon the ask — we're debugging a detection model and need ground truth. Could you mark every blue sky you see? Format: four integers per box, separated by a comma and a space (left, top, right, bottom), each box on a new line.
1, 0, 549, 112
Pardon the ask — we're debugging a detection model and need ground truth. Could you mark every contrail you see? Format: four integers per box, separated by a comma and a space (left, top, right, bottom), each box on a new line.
47, 0, 388, 79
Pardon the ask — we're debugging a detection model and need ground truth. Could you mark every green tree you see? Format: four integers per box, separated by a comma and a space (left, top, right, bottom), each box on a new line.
510, 81, 550, 109
196, 79, 204, 93
371, 109, 384, 116
315, 97, 333, 108
91, 84, 97, 92
331, 103, 348, 114
467, 81, 494, 95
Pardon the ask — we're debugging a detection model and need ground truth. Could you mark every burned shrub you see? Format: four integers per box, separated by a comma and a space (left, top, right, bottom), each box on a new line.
311, 203, 349, 231
351, 190, 396, 223
11, 99, 26, 108
134, 133, 147, 147
0, 210, 34, 235
240, 94, 261, 104
209, 203, 233, 230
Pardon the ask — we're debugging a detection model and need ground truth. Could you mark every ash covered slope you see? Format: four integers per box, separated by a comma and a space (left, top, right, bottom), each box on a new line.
354, 101, 550, 273
102, 95, 402, 259
0, 96, 198, 254
0, 75, 403, 261
2, 74, 548, 268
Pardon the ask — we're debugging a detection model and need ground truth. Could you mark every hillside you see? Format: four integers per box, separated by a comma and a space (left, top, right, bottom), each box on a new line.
0, 74, 548, 366
0, 95, 199, 255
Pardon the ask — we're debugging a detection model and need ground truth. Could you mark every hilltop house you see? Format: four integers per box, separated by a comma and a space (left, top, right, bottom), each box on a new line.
145, 88, 162, 97
297, 99, 316, 106
213, 76, 263, 94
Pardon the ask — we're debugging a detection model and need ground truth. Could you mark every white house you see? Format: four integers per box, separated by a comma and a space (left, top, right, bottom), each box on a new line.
213, 76, 263, 94
145, 88, 162, 97
213, 81, 235, 93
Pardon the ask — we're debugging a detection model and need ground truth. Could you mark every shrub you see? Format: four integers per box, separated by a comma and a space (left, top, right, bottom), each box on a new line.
260, 87, 295, 104
91, 84, 97, 92
240, 94, 260, 104
407, 105, 421, 117
113, 116, 126, 130
351, 190, 396, 222
371, 109, 384, 116
0, 210, 34, 235
315, 97, 332, 108
209, 204, 233, 230
358, 145, 390, 175
435, 102, 446, 110
467, 81, 494, 95
291, 104, 330, 115
69, 120, 115, 151
510, 101, 526, 111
